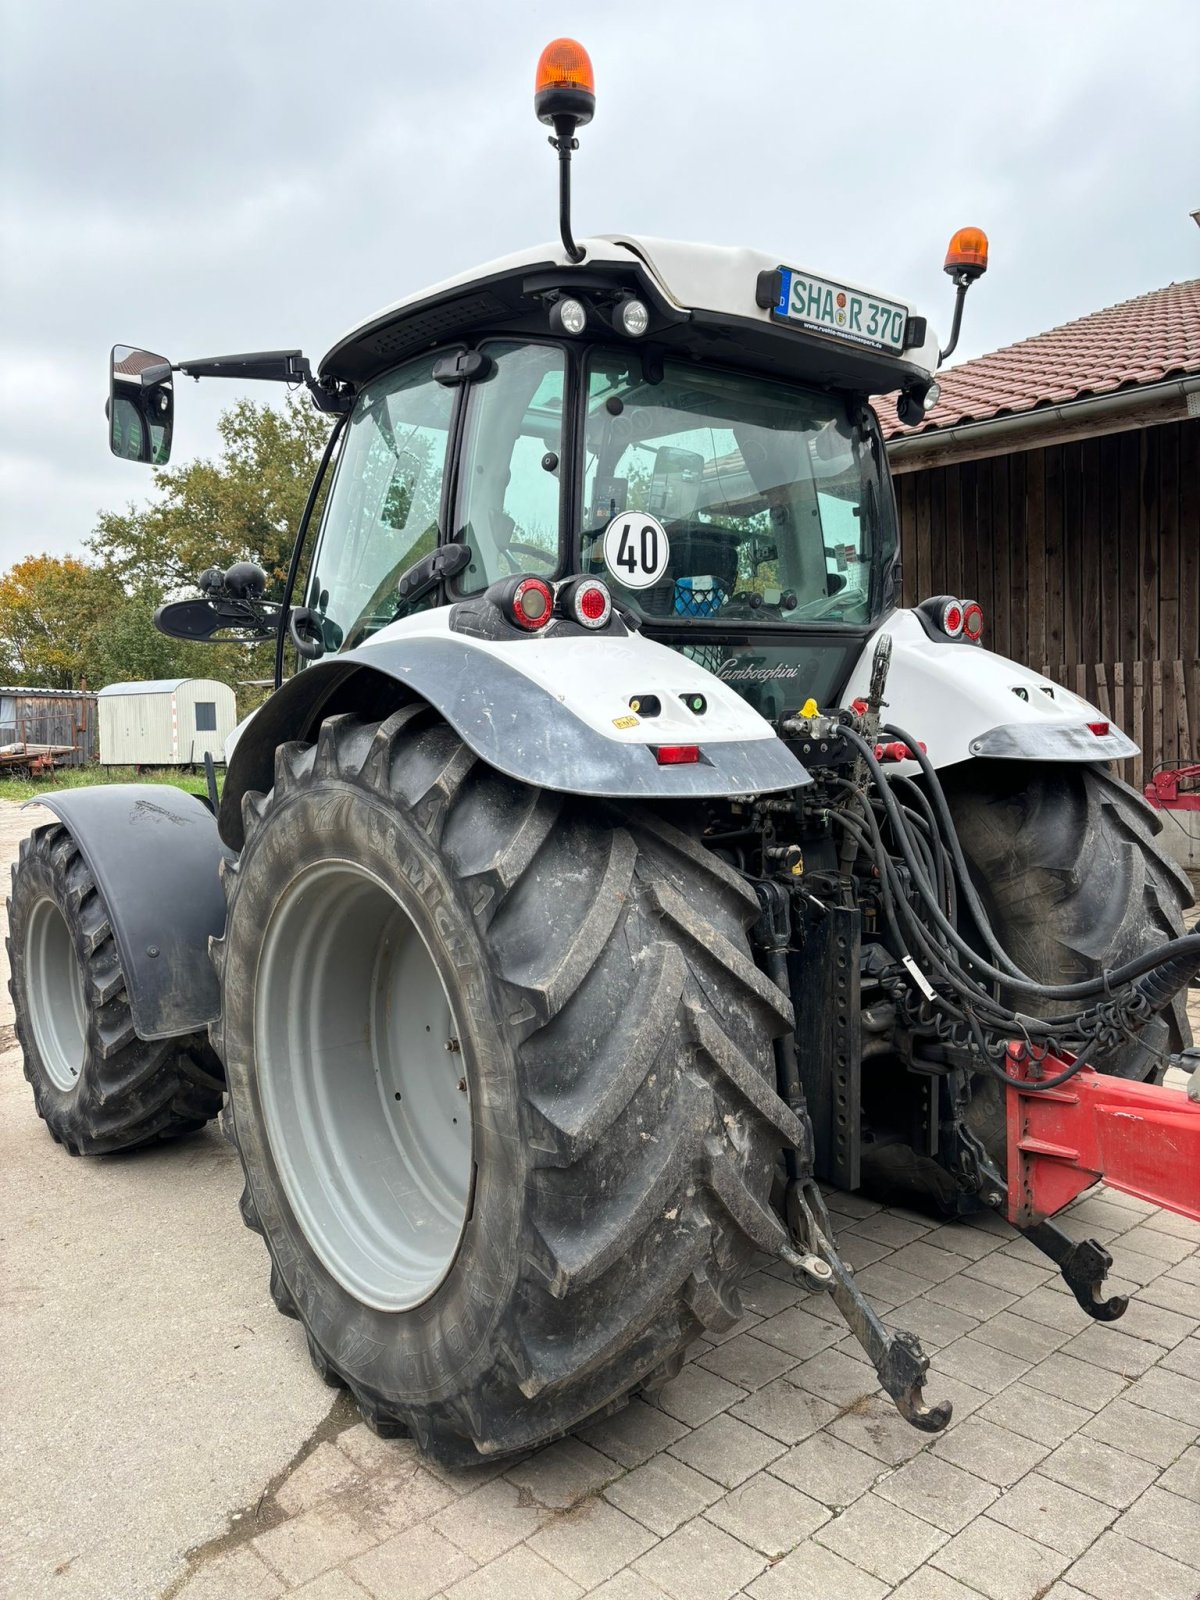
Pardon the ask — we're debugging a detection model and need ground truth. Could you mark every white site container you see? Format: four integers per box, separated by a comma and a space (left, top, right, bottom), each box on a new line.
97, 678, 237, 766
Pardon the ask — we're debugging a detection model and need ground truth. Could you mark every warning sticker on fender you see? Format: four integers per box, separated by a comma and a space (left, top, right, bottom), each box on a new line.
602, 512, 670, 590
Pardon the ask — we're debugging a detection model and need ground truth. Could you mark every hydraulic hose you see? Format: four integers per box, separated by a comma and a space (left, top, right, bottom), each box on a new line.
893, 728, 1200, 1000
881, 722, 1033, 981
842, 725, 1200, 1002
830, 802, 1112, 1088
825, 724, 1200, 1088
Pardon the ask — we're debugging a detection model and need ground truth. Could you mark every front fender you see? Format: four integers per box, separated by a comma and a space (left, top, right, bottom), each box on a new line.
220, 614, 809, 850
30, 786, 228, 1041
843, 611, 1138, 768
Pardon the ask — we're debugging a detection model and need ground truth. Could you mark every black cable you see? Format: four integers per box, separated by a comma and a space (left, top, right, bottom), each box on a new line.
840, 729, 1063, 993
843, 726, 1200, 1001
831, 790, 1132, 1050
825, 808, 1072, 1088
880, 722, 1034, 981
890, 774, 957, 929
828, 772, 1185, 1089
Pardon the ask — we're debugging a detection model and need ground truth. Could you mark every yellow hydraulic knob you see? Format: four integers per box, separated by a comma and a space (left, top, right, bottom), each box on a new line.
799, 697, 819, 718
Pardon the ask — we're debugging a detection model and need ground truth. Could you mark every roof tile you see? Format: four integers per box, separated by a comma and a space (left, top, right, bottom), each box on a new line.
875, 279, 1200, 438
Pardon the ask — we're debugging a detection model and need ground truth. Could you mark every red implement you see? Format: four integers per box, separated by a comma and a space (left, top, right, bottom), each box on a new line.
1005, 1044, 1200, 1228
1144, 764, 1200, 811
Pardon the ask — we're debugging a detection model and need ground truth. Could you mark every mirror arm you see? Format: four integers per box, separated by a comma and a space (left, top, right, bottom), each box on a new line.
176, 350, 311, 384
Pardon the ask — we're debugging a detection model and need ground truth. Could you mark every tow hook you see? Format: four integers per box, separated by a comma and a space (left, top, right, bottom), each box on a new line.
787, 1178, 953, 1434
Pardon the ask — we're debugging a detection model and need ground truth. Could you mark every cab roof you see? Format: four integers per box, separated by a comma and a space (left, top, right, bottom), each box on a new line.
320, 234, 941, 398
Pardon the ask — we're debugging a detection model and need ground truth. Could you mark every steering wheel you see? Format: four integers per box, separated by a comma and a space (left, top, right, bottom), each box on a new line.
500, 541, 558, 575
790, 590, 859, 622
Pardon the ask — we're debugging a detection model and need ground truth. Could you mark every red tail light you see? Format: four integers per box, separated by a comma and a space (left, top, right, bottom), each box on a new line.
511, 577, 554, 631
1088, 721, 1110, 737
941, 600, 964, 637
655, 745, 700, 765
962, 600, 984, 641
559, 576, 612, 628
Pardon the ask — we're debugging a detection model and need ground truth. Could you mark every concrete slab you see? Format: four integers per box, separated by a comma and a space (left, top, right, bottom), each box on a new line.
0, 803, 333, 1600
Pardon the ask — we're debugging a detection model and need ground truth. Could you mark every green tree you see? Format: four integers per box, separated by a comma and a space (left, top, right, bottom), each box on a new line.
87, 581, 252, 692
90, 391, 331, 594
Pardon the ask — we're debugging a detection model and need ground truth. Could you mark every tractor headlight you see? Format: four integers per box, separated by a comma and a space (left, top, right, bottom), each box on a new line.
550, 297, 588, 336
615, 298, 649, 337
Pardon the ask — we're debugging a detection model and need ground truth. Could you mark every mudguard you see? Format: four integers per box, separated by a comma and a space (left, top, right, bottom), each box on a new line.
220, 611, 810, 850
843, 610, 1138, 769
29, 786, 228, 1041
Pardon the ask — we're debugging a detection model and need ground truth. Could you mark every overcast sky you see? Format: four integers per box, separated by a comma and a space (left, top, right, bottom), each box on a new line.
2, 0, 1197, 573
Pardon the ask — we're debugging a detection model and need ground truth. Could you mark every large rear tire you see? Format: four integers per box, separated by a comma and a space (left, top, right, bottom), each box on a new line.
214, 707, 799, 1465
7, 823, 226, 1155
945, 761, 1194, 1154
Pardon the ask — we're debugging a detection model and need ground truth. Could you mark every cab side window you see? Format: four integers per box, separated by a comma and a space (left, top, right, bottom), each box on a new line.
454, 343, 566, 592
306, 354, 454, 652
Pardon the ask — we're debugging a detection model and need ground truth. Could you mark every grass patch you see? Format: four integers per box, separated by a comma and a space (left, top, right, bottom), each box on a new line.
0, 764, 219, 803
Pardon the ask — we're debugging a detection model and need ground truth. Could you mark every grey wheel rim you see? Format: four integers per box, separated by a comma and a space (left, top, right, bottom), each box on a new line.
255, 860, 474, 1312
25, 896, 87, 1093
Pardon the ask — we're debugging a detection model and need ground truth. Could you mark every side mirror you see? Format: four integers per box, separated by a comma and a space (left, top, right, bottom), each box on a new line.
154, 562, 278, 642
109, 345, 174, 464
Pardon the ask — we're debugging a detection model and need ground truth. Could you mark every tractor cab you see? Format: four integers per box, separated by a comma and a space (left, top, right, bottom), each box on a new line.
127, 38, 989, 742
304, 228, 935, 725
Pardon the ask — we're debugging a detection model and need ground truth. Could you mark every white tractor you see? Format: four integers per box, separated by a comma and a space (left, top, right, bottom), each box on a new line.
10, 39, 1197, 1465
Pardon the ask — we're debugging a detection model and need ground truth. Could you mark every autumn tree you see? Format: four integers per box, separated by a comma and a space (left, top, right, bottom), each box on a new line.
0, 556, 122, 688
0, 558, 256, 694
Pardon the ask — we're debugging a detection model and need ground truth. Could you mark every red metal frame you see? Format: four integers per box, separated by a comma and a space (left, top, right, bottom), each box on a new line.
1005, 1044, 1200, 1228
1144, 764, 1200, 812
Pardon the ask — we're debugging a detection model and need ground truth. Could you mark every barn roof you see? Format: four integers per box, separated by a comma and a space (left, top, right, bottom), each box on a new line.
97, 678, 227, 697
875, 278, 1200, 440
0, 686, 96, 698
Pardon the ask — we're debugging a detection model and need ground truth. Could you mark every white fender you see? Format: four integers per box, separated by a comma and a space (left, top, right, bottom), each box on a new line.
842, 610, 1137, 770
223, 604, 809, 833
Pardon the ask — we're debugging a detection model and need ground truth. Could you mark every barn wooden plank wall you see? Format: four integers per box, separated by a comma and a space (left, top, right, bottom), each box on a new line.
895, 416, 1200, 789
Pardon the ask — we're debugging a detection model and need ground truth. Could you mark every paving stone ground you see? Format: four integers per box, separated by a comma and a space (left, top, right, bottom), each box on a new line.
2, 802, 1197, 1600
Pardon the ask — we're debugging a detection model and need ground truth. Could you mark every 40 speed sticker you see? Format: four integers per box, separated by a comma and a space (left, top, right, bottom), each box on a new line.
602, 512, 670, 589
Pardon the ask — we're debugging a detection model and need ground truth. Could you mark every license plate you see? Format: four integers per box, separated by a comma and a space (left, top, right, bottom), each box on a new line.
768, 267, 908, 353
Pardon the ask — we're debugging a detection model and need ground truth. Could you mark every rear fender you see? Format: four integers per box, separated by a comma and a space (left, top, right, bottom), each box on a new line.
843, 611, 1138, 769
28, 786, 228, 1040
220, 611, 810, 850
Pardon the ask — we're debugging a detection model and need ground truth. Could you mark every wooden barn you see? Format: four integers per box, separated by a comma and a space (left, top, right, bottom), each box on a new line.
0, 686, 96, 768
876, 278, 1200, 788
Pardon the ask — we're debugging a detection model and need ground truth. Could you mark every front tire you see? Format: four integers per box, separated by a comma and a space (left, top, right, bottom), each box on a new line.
214, 706, 799, 1464
7, 823, 225, 1155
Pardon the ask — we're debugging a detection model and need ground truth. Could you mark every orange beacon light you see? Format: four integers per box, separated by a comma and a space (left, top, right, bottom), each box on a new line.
535, 38, 595, 127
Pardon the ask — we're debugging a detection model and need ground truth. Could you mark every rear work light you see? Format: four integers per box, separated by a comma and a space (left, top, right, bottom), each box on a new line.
559, 575, 612, 628
962, 600, 984, 640
510, 576, 554, 631
655, 745, 700, 765
941, 599, 964, 637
